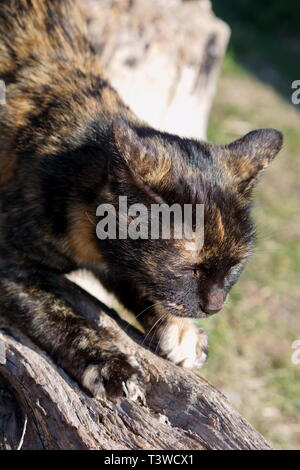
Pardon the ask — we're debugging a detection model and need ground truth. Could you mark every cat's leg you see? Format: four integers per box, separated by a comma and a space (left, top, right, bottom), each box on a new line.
0, 266, 143, 398
94, 271, 208, 369
138, 311, 208, 369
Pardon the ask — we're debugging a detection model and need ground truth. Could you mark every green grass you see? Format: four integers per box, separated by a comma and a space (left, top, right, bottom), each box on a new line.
212, 0, 300, 100
199, 21, 300, 448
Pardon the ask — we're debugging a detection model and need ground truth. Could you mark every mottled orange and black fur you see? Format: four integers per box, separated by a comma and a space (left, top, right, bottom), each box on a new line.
0, 0, 283, 397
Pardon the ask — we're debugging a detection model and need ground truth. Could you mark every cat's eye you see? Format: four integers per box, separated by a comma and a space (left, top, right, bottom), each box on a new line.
193, 266, 206, 278
227, 258, 241, 269
193, 269, 201, 278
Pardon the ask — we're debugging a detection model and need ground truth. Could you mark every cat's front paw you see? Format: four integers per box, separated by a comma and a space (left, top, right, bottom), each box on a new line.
82, 354, 144, 400
156, 319, 208, 369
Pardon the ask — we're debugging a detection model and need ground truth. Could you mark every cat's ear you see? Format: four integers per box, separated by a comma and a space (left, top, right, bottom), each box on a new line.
112, 117, 172, 188
227, 128, 283, 194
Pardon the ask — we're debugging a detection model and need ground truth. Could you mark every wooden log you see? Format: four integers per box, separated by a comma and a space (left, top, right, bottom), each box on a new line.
0, 287, 272, 450
79, 0, 230, 139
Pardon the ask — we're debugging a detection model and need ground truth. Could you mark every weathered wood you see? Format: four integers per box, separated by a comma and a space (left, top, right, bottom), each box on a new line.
79, 0, 230, 139
0, 289, 272, 450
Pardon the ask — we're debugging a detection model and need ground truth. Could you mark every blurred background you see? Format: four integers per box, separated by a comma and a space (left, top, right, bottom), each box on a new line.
200, 0, 300, 450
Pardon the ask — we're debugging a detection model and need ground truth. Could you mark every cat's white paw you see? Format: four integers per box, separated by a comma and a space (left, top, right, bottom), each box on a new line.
156, 320, 208, 369
82, 353, 144, 399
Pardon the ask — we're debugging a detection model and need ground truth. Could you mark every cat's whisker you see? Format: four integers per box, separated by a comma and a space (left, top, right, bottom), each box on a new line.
122, 303, 157, 333
154, 315, 169, 355
135, 303, 157, 321
141, 301, 168, 347
149, 311, 169, 352
141, 317, 162, 347
84, 211, 96, 227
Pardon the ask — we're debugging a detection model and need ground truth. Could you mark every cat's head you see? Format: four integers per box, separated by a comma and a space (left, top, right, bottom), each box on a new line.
99, 118, 283, 318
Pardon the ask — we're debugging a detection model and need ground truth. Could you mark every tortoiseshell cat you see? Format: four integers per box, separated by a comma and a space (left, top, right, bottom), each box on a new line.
0, 0, 283, 397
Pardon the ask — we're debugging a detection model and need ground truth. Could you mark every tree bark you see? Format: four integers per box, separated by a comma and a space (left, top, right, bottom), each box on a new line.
79, 0, 230, 139
0, 291, 271, 450
0, 0, 272, 451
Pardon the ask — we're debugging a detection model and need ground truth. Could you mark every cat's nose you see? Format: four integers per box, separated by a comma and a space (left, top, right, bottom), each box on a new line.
200, 285, 225, 316
200, 305, 222, 316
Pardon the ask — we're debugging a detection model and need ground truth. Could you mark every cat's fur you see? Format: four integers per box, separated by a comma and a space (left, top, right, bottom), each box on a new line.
0, 0, 283, 397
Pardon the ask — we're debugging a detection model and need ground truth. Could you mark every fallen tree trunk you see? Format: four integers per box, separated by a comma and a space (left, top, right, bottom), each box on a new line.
0, 290, 271, 450
0, 0, 271, 451
79, 0, 230, 139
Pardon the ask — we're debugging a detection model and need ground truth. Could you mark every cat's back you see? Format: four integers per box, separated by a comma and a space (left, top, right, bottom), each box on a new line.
0, 0, 112, 177
0, 0, 90, 72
